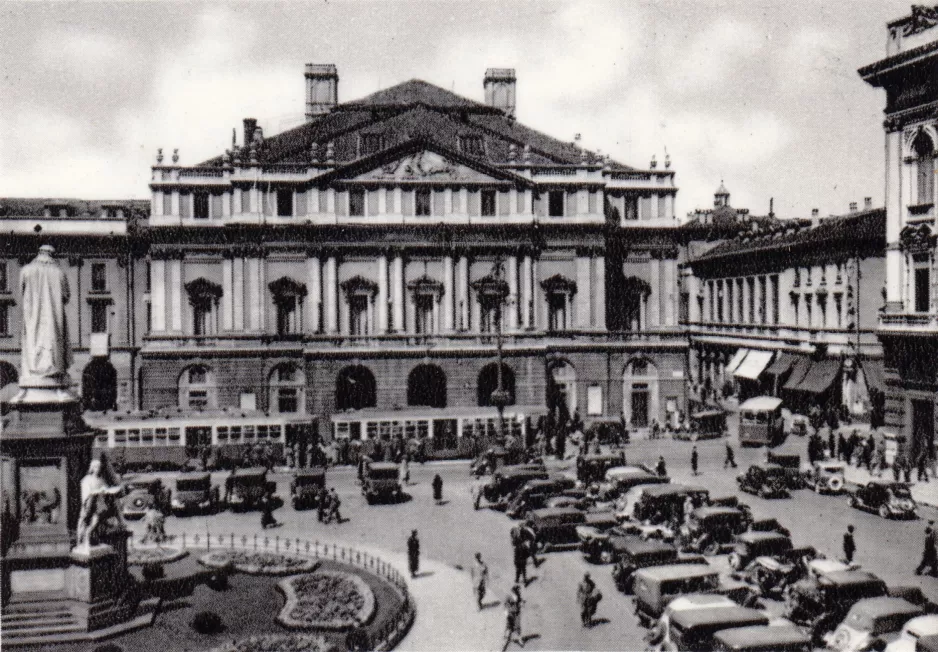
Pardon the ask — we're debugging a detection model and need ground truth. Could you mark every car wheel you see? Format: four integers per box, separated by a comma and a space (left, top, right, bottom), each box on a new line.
828, 477, 844, 493
599, 549, 614, 564
879, 504, 890, 519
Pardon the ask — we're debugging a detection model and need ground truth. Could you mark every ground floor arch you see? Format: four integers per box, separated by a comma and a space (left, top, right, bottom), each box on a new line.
477, 363, 516, 407
336, 365, 377, 411
82, 358, 117, 412
623, 357, 659, 429
407, 364, 447, 408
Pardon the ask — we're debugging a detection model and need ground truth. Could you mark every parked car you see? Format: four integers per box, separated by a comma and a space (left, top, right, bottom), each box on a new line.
632, 563, 750, 627
652, 593, 740, 650
604, 465, 668, 493
470, 447, 540, 476
667, 605, 769, 651
362, 462, 403, 504
804, 460, 847, 494
290, 468, 326, 510
736, 463, 790, 499
171, 472, 219, 515
735, 548, 819, 599
686, 409, 727, 441
544, 493, 589, 510
477, 466, 550, 509
526, 507, 617, 552
224, 468, 276, 511
885, 615, 938, 652
748, 517, 792, 537
505, 476, 577, 519
824, 597, 924, 652
679, 506, 752, 555
576, 452, 626, 485
584, 417, 628, 445
121, 475, 171, 520
766, 452, 805, 490
784, 570, 888, 645
850, 481, 917, 519
729, 531, 793, 570
609, 538, 704, 593
617, 483, 709, 523
712, 624, 812, 652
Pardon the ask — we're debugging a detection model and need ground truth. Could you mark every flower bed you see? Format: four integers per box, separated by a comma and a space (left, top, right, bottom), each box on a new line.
277, 571, 375, 631
208, 633, 333, 652
128, 546, 188, 566
199, 550, 319, 576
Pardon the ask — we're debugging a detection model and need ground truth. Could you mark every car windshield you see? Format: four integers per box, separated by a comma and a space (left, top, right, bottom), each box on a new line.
176, 479, 209, 491
764, 467, 785, 478
371, 469, 398, 480
295, 477, 322, 486
890, 486, 912, 499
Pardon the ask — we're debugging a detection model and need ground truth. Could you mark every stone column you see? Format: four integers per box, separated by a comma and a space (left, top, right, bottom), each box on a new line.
443, 254, 455, 332
663, 259, 675, 326
306, 255, 321, 333
575, 254, 591, 329
885, 129, 903, 310
507, 254, 518, 330
222, 257, 233, 330
521, 254, 533, 328
594, 255, 606, 329
233, 257, 245, 331
246, 257, 261, 331
458, 254, 469, 331
392, 253, 404, 332
377, 253, 389, 334
324, 255, 338, 334
648, 257, 660, 328
169, 258, 183, 332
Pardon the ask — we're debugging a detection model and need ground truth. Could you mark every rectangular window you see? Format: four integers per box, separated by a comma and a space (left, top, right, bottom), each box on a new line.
758, 276, 767, 324
726, 281, 734, 322
360, 133, 385, 156
278, 388, 299, 413
193, 192, 209, 219
587, 385, 603, 416
747, 277, 755, 323
368, 190, 380, 216
415, 189, 432, 216
481, 190, 496, 217
211, 193, 223, 219
415, 294, 434, 334
716, 281, 724, 323
163, 193, 173, 216
114, 429, 126, 445
0, 261, 7, 291
818, 294, 827, 327
914, 254, 931, 313
547, 293, 568, 331
276, 296, 299, 335
806, 299, 813, 327
167, 428, 181, 443
349, 294, 370, 336
0, 305, 8, 336
805, 267, 812, 286
548, 191, 565, 217
276, 189, 293, 217
188, 390, 208, 409
91, 262, 107, 292
228, 426, 241, 442
791, 295, 799, 327
835, 294, 843, 328
242, 425, 255, 440
771, 275, 779, 324
793, 269, 800, 288
217, 426, 229, 442
349, 189, 365, 217
459, 135, 484, 156
91, 302, 108, 334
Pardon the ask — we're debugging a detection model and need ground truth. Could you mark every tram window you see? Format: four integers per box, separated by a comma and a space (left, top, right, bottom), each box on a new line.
243, 425, 255, 440
417, 422, 429, 438
217, 426, 229, 441
154, 428, 168, 444
94, 432, 108, 447
114, 429, 126, 444
404, 421, 417, 438
128, 429, 140, 445
366, 423, 378, 440
167, 428, 181, 443
269, 425, 281, 440
258, 425, 269, 439
141, 428, 154, 444
334, 422, 349, 439
379, 422, 391, 440
229, 426, 241, 442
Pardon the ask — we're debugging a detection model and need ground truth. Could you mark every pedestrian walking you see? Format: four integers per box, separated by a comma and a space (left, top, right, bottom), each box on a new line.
513, 539, 528, 585
838, 433, 848, 462
328, 487, 342, 523
917, 450, 929, 483
471, 552, 489, 610
724, 442, 737, 469
843, 525, 856, 564
656, 456, 667, 478
503, 584, 524, 651
916, 521, 938, 576
407, 529, 420, 578
260, 489, 278, 529
432, 474, 444, 503
401, 454, 411, 486
577, 572, 602, 628
829, 430, 837, 459
691, 446, 699, 476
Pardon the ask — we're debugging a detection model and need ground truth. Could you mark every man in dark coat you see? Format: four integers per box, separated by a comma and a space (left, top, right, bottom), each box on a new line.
691, 446, 699, 476
407, 530, 420, 578
916, 521, 938, 576
724, 442, 737, 469
843, 525, 856, 564
513, 538, 528, 585
432, 474, 444, 503
656, 456, 667, 478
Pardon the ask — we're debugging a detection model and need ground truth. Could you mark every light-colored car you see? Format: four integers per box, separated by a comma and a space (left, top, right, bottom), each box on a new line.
646, 593, 738, 649
824, 597, 923, 652
804, 461, 847, 494
885, 615, 938, 652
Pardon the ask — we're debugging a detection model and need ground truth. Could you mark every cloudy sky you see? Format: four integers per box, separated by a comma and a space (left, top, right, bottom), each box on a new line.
0, 0, 913, 219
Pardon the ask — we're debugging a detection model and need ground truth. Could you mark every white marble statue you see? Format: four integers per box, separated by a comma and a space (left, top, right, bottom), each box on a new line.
19, 245, 72, 388
75, 459, 124, 548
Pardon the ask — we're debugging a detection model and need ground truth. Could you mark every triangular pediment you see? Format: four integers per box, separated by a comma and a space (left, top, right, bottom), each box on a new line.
351, 150, 500, 183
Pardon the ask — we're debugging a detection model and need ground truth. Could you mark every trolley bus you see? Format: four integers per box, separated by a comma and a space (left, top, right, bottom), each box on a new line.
330, 405, 547, 460
85, 409, 317, 471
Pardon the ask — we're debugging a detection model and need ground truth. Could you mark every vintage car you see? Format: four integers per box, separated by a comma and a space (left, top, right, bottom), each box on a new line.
224, 468, 276, 511
579, 525, 680, 566
476, 466, 550, 509
784, 570, 888, 644
526, 507, 616, 552
884, 615, 938, 652
576, 452, 626, 485
850, 481, 918, 519
584, 417, 628, 445
121, 475, 171, 520
609, 538, 704, 593
748, 517, 792, 537
544, 493, 589, 510
766, 452, 805, 490
646, 593, 743, 650
504, 476, 577, 519
736, 463, 790, 499
729, 531, 793, 570
712, 624, 812, 652
667, 606, 769, 651
824, 597, 924, 652
290, 468, 326, 510
804, 460, 847, 494
734, 546, 819, 598
684, 409, 728, 441
470, 448, 541, 476
632, 563, 751, 627
617, 483, 709, 524
604, 465, 668, 493
362, 462, 403, 504
679, 506, 752, 555
171, 472, 219, 515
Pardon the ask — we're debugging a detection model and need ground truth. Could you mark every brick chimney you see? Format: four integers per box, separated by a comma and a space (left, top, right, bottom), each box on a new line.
243, 118, 257, 147
484, 68, 516, 118
864, 197, 873, 210
305, 64, 339, 120
849, 202, 858, 213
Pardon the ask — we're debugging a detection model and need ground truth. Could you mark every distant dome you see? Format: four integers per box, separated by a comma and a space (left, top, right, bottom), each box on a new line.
715, 181, 730, 196
710, 205, 739, 225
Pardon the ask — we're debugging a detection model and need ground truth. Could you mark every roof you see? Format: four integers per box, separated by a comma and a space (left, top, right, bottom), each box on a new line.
902, 615, 938, 639
692, 506, 744, 518
611, 535, 674, 554
368, 462, 399, 471
670, 606, 767, 629
0, 198, 149, 219
819, 570, 884, 586
739, 396, 783, 412
635, 563, 715, 581
690, 208, 885, 266
640, 484, 707, 498
846, 596, 922, 620
605, 467, 658, 479
713, 625, 811, 648
736, 531, 791, 543
200, 78, 633, 170
529, 506, 583, 519
177, 472, 211, 481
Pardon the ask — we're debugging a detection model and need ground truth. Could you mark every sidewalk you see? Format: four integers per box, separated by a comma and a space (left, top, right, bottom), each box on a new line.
843, 463, 938, 510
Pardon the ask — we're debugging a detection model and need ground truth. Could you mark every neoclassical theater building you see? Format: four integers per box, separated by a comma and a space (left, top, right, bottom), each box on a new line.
1, 66, 687, 453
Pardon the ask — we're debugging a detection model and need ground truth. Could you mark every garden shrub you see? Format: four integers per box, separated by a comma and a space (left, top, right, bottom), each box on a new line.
191, 610, 225, 635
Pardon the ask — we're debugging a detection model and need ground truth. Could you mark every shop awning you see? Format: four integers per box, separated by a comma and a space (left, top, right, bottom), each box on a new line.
734, 350, 774, 381
782, 357, 813, 391
795, 359, 841, 395
764, 353, 796, 378
725, 349, 749, 375
862, 360, 887, 395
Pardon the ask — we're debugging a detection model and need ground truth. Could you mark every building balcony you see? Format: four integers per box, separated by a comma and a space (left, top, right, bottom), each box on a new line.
879, 312, 938, 334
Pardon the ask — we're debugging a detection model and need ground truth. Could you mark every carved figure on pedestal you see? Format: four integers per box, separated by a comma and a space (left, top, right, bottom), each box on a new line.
75, 459, 125, 548
19, 245, 72, 388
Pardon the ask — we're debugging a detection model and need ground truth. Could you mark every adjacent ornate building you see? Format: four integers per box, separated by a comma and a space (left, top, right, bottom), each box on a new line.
860, 5, 938, 458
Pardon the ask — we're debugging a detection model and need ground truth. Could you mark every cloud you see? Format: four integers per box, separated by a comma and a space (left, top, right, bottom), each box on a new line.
778, 26, 851, 87
665, 18, 767, 93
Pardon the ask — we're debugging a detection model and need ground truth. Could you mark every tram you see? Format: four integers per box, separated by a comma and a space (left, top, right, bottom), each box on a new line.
85, 409, 317, 471
330, 405, 547, 460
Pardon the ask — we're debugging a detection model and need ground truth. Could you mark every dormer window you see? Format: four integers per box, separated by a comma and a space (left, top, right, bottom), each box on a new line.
360, 133, 385, 157
459, 135, 484, 156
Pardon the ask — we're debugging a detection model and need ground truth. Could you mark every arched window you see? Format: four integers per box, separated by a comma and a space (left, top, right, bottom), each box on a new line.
407, 364, 447, 408
914, 132, 935, 206
185, 278, 222, 336
336, 365, 377, 411
477, 363, 516, 407
269, 363, 304, 413
179, 365, 216, 409
269, 277, 306, 336
82, 359, 117, 412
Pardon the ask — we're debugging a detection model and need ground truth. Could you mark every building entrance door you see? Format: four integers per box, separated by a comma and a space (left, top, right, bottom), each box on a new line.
912, 399, 935, 460
631, 390, 649, 428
